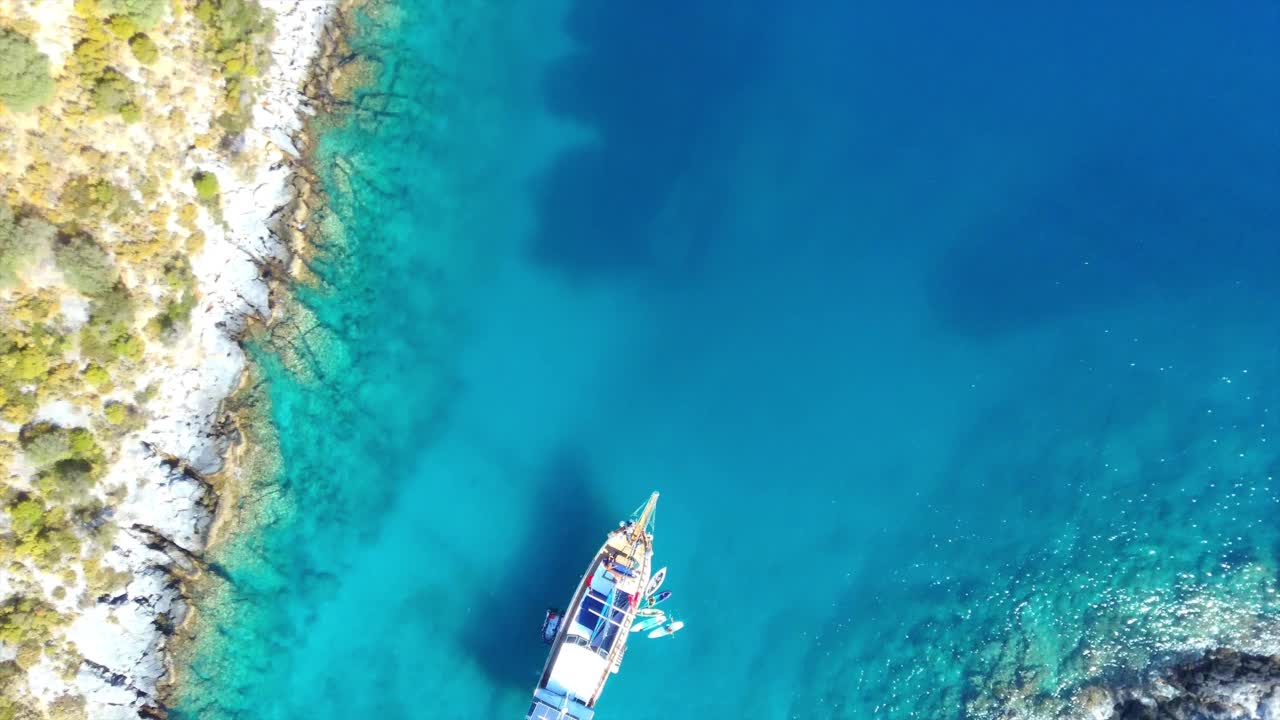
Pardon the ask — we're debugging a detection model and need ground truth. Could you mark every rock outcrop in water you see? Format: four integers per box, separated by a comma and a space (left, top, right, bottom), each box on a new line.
1091, 649, 1280, 720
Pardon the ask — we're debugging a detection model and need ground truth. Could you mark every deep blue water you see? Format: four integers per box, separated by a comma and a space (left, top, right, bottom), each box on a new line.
178, 1, 1280, 718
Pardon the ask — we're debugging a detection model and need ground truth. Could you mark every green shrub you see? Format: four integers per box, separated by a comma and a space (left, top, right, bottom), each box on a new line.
79, 286, 137, 364
53, 235, 117, 297
34, 459, 95, 501
0, 386, 36, 424
6, 498, 46, 538
111, 333, 144, 361
103, 401, 126, 424
90, 69, 135, 116
0, 202, 56, 287
100, 0, 166, 30
83, 364, 110, 388
148, 255, 198, 341
192, 171, 219, 200
18, 423, 103, 486
63, 177, 119, 218
71, 25, 111, 80
119, 101, 140, 123
18, 523, 80, 565
0, 29, 54, 112
0, 595, 62, 645
107, 15, 138, 40
7, 345, 48, 381
84, 559, 130, 593
18, 423, 72, 467
128, 33, 158, 64
69, 428, 97, 457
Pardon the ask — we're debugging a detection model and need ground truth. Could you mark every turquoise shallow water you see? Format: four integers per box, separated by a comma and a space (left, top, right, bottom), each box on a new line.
176, 1, 1280, 718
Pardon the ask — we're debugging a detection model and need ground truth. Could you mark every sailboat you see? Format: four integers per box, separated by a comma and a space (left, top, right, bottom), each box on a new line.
525, 492, 660, 720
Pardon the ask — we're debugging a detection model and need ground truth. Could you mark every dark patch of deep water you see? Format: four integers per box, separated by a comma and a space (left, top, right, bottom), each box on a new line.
532, 0, 776, 280
178, 1, 1280, 719
470, 450, 614, 691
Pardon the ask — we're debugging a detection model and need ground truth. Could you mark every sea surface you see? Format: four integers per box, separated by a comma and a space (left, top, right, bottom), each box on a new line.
175, 1, 1280, 718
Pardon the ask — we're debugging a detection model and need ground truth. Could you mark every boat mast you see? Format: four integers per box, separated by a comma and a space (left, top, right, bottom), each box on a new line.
630, 491, 659, 544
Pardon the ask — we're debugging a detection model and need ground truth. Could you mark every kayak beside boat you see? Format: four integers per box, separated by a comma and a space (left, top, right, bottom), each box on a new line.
630, 612, 666, 633
647, 620, 685, 639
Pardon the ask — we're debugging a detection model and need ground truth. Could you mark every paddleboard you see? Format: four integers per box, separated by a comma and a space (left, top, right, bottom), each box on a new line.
647, 620, 685, 639
646, 590, 671, 607
644, 566, 667, 597
635, 607, 663, 618
630, 613, 666, 633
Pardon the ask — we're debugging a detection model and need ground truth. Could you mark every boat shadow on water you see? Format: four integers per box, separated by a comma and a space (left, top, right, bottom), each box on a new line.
469, 448, 614, 698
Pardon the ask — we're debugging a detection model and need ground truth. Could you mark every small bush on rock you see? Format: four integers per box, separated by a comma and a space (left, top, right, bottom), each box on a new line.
128, 33, 158, 64
192, 170, 219, 200
103, 401, 126, 424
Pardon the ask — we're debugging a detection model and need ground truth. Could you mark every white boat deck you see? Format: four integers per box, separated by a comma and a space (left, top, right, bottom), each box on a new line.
547, 644, 608, 700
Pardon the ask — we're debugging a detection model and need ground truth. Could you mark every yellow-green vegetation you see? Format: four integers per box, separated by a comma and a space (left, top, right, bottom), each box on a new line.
83, 365, 111, 389
193, 0, 272, 134
128, 33, 159, 64
0, 28, 54, 112
192, 170, 219, 200
103, 401, 126, 424
0, 595, 61, 652
147, 254, 197, 340
89, 68, 137, 118
100, 0, 168, 30
107, 15, 138, 41
0, 0, 279, 712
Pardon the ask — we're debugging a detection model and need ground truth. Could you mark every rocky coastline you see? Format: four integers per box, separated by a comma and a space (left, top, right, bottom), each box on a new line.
0, 0, 338, 716
74, 2, 344, 716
